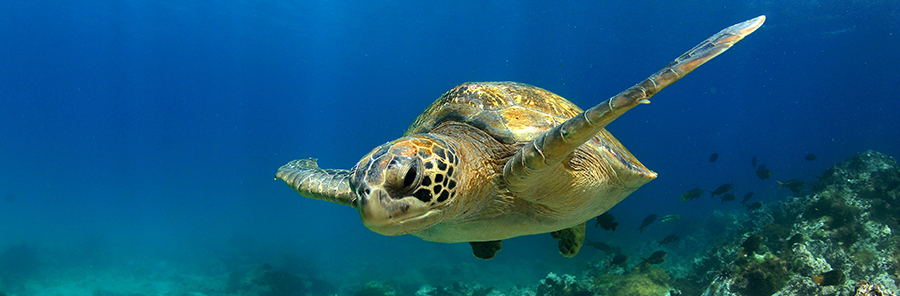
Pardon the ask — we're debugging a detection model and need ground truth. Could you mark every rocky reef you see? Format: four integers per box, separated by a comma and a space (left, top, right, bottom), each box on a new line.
694, 150, 900, 296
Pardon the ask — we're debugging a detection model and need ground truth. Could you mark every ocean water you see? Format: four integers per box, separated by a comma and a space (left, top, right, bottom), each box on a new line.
0, 0, 898, 295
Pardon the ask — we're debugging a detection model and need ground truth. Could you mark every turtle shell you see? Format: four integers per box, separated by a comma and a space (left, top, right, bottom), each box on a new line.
405, 82, 639, 165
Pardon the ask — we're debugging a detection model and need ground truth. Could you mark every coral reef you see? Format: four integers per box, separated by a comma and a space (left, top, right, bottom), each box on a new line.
854, 280, 897, 296
731, 255, 792, 296
535, 272, 590, 296
698, 150, 900, 296
592, 267, 671, 296
355, 280, 399, 296
414, 282, 498, 296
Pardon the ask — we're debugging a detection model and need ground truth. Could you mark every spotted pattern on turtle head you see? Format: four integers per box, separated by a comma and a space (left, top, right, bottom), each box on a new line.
413, 143, 459, 205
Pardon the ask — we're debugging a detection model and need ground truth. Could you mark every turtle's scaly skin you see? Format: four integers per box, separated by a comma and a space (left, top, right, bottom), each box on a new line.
277, 16, 765, 259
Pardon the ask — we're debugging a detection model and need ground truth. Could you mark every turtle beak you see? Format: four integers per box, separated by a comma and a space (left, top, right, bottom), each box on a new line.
358, 188, 396, 230
357, 187, 436, 236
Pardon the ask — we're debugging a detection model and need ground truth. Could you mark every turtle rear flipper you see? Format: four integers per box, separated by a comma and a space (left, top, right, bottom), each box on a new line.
551, 222, 586, 257
470, 240, 502, 260
276, 158, 357, 208
502, 16, 766, 194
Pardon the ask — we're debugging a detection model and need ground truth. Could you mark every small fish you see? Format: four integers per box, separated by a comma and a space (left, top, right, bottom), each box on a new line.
710, 183, 734, 198
607, 254, 629, 269
755, 165, 772, 180
611, 254, 629, 265
680, 188, 705, 202
642, 250, 668, 265
637, 214, 657, 233
740, 192, 755, 204
585, 238, 615, 253
775, 179, 806, 189
885, 180, 900, 193
751, 156, 758, 167
738, 234, 763, 257
659, 214, 680, 223
816, 168, 835, 181
745, 202, 762, 211
813, 270, 845, 286
710, 153, 719, 163
777, 179, 805, 194
806, 154, 817, 161
657, 235, 680, 247
594, 212, 618, 231
637, 250, 668, 272
786, 234, 805, 249
720, 193, 736, 203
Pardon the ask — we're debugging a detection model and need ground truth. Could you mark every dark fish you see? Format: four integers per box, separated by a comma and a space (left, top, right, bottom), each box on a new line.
810, 181, 823, 192
813, 270, 845, 286
585, 238, 614, 253
657, 235, 680, 247
680, 188, 705, 202
885, 180, 900, 193
816, 168, 835, 181
806, 154, 817, 161
710, 183, 734, 198
778, 177, 800, 187
607, 254, 629, 269
637, 250, 668, 272
745, 202, 762, 211
642, 250, 668, 265
720, 193, 736, 203
740, 192, 755, 204
594, 212, 618, 231
777, 179, 805, 191
751, 156, 758, 167
659, 214, 680, 223
738, 234, 763, 257
755, 165, 772, 180
710, 153, 719, 163
637, 214, 657, 233
786, 234, 805, 248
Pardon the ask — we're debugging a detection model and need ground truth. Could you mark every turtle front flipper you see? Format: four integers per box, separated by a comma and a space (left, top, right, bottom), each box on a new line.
276, 158, 357, 208
550, 222, 586, 257
503, 16, 765, 193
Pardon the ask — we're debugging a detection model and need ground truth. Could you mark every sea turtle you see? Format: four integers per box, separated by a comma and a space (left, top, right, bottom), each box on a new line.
276, 16, 765, 259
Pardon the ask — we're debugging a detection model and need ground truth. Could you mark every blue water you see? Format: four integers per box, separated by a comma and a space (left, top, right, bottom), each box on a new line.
1, 0, 898, 294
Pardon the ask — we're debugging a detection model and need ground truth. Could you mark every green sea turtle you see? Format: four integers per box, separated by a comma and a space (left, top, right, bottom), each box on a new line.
276, 16, 765, 259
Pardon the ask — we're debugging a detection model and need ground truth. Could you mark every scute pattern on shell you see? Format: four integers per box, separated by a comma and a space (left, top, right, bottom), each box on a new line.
404, 82, 584, 144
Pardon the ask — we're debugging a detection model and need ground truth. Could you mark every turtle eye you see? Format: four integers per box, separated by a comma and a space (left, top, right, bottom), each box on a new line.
402, 167, 418, 189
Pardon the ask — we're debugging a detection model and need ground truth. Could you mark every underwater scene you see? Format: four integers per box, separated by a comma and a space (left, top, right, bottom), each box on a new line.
1, 0, 899, 295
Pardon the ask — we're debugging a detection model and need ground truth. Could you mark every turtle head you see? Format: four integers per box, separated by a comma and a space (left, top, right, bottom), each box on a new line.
350, 134, 460, 236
